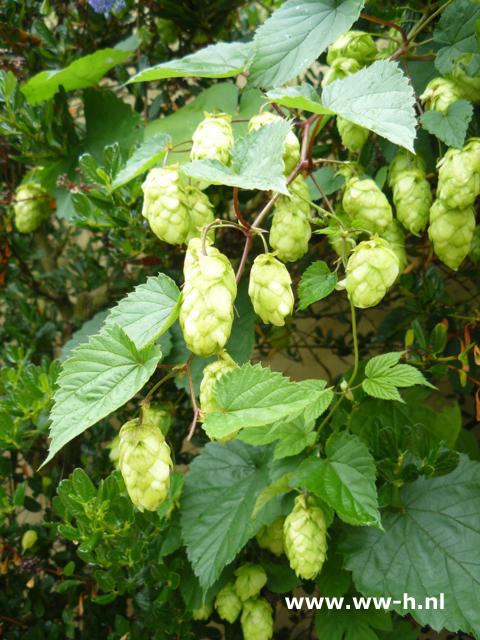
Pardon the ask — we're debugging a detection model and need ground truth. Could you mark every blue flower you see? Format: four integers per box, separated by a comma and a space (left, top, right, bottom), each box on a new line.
87, 0, 126, 14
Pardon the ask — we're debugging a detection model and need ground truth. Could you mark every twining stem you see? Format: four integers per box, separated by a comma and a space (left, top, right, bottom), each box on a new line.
185, 355, 200, 440
143, 369, 178, 405
233, 187, 252, 230
407, 0, 454, 42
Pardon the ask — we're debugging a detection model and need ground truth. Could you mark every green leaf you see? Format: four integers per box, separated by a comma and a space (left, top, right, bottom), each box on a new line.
239, 414, 316, 459
182, 120, 290, 194
420, 100, 473, 148
266, 84, 333, 113
293, 432, 382, 528
307, 166, 345, 198
61, 310, 109, 361
248, 0, 364, 88
322, 60, 417, 152
341, 456, 480, 636
264, 561, 302, 593
433, 0, 480, 74
21, 48, 132, 104
298, 261, 337, 310
128, 42, 252, 83
180, 441, 273, 589
362, 352, 435, 402
42, 325, 161, 467
252, 473, 292, 520
315, 549, 352, 597
315, 605, 392, 640
203, 363, 317, 440
112, 134, 172, 189
103, 274, 181, 350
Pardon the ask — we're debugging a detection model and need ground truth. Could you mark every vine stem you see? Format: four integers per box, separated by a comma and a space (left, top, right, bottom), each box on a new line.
143, 369, 178, 405
185, 355, 200, 440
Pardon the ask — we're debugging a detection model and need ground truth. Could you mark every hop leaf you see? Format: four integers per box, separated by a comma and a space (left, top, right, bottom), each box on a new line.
248, 254, 294, 326
428, 199, 476, 270
240, 598, 273, 640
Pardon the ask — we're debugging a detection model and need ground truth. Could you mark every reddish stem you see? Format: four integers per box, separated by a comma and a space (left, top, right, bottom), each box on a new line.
233, 187, 252, 230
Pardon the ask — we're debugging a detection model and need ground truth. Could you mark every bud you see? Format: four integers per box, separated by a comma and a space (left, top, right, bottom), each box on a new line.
469, 225, 480, 262
380, 220, 408, 273
436, 146, 480, 209
185, 185, 215, 242
21, 530, 38, 551
448, 53, 480, 102
192, 602, 213, 621
420, 77, 462, 112
234, 563, 268, 601
284, 494, 328, 580
249, 254, 294, 326
345, 237, 400, 308
256, 517, 285, 556
118, 418, 172, 511
215, 582, 242, 623
240, 598, 273, 640
199, 352, 237, 415
191, 112, 233, 165
248, 112, 300, 175
180, 238, 237, 356
428, 199, 476, 270
337, 116, 369, 153
342, 177, 393, 234
387, 148, 426, 188
322, 56, 362, 87
141, 166, 190, 244
14, 183, 51, 233
392, 169, 432, 235
327, 30, 377, 66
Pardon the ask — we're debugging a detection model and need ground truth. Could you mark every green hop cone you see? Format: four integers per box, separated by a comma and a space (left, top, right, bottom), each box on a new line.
375, 27, 402, 59
342, 177, 393, 234
215, 582, 242, 623
380, 220, 408, 273
387, 148, 426, 188
108, 435, 121, 468
336, 116, 369, 153
462, 137, 480, 173
322, 56, 361, 87
469, 225, 480, 262
345, 237, 400, 308
240, 598, 273, 640
420, 77, 463, 112
180, 238, 237, 356
448, 53, 480, 102
192, 602, 213, 621
199, 352, 237, 415
248, 254, 294, 326
185, 185, 215, 242
14, 183, 51, 233
142, 403, 172, 436
284, 494, 328, 580
392, 169, 432, 235
270, 176, 312, 262
256, 517, 285, 556
436, 146, 480, 209
248, 112, 300, 175
118, 418, 172, 512
141, 165, 190, 244
21, 530, 38, 551
327, 30, 377, 66
428, 199, 476, 270
191, 112, 233, 165
234, 563, 268, 601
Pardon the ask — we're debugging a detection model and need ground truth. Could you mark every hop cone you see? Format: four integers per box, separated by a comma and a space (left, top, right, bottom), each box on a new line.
234, 564, 268, 602
256, 517, 285, 556
180, 238, 237, 356
327, 30, 377, 66
420, 77, 462, 112
270, 176, 311, 262
448, 53, 480, 102
191, 112, 233, 165
437, 146, 480, 209
322, 56, 361, 87
375, 27, 402, 59
337, 116, 369, 153
345, 237, 399, 308
428, 199, 475, 270
109, 435, 121, 468
118, 419, 172, 512
284, 495, 328, 580
248, 112, 300, 175
185, 185, 215, 242
192, 602, 213, 621
469, 225, 480, 262
21, 530, 38, 551
14, 183, 51, 233
342, 177, 393, 234
215, 582, 242, 623
249, 254, 294, 326
241, 598, 273, 640
462, 137, 480, 173
381, 220, 408, 273
392, 169, 432, 235
141, 166, 190, 244
199, 352, 237, 415
388, 148, 426, 188
278, 175, 311, 217
142, 403, 172, 436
